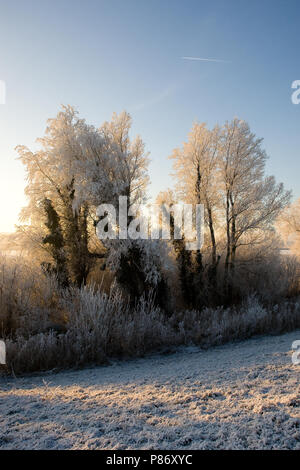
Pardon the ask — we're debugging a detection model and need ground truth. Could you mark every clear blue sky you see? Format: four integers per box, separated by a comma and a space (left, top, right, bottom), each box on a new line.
0, 0, 299, 232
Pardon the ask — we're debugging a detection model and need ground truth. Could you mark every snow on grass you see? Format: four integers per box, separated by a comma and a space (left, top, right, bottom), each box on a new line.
0, 330, 299, 450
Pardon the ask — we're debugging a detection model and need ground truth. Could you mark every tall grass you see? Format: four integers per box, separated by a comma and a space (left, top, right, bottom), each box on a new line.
1, 255, 300, 374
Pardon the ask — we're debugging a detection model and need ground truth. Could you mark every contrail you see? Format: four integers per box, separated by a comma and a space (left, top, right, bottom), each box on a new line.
181, 56, 231, 63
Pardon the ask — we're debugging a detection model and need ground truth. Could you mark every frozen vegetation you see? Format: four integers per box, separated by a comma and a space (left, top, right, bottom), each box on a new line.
1, 106, 300, 450
0, 330, 299, 450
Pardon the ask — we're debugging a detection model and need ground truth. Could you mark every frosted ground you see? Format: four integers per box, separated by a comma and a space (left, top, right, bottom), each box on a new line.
0, 330, 299, 450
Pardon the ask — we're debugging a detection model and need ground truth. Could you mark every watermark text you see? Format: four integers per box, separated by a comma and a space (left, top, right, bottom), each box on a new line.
96, 197, 204, 250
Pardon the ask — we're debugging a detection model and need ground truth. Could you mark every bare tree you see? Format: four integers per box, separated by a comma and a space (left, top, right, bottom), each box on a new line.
219, 119, 291, 294
170, 123, 222, 279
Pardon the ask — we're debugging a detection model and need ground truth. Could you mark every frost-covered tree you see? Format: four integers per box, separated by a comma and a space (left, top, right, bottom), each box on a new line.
277, 197, 300, 257
94, 111, 171, 306
170, 123, 221, 253
97, 112, 167, 304
169, 123, 222, 305
170, 118, 291, 304
170, 123, 221, 267
17, 106, 102, 285
17, 106, 150, 288
100, 111, 149, 207
219, 119, 291, 293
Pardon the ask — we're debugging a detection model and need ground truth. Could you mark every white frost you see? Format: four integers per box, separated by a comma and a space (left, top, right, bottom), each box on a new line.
0, 330, 299, 450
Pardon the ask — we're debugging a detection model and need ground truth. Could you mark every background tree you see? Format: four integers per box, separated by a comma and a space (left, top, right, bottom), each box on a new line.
170, 118, 291, 305
219, 119, 291, 298
277, 197, 300, 257
170, 123, 222, 306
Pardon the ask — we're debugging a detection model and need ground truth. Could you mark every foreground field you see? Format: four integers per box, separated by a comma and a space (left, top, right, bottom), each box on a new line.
0, 330, 299, 450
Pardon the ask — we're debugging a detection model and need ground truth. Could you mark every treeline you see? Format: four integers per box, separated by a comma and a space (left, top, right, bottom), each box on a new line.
1, 105, 300, 373
15, 106, 297, 312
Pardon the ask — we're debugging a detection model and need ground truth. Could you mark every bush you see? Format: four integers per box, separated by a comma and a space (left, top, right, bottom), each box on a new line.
1, 256, 300, 375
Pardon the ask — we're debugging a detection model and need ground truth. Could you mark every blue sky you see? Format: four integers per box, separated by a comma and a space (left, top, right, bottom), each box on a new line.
0, 0, 299, 232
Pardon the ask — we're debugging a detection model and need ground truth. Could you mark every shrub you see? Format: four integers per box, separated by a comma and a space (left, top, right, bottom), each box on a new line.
1, 256, 300, 375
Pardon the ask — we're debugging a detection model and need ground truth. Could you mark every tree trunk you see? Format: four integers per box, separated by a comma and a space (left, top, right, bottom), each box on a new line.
224, 190, 231, 295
